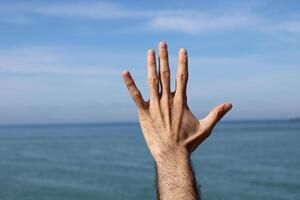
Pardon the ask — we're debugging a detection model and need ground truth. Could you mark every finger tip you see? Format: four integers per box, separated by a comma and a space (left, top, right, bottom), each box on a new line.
179, 48, 187, 55
159, 41, 167, 48
224, 102, 233, 111
147, 48, 155, 55
122, 70, 129, 76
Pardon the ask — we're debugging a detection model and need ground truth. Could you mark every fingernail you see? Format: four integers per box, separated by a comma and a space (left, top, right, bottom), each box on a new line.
147, 48, 155, 54
122, 70, 129, 76
224, 103, 232, 111
159, 41, 167, 48
180, 48, 187, 55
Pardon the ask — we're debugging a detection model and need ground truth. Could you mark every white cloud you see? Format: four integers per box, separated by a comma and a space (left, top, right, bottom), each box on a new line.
0, 46, 230, 75
147, 13, 256, 34
2, 46, 299, 77
55, 8, 258, 35
0, 2, 300, 35
34, 2, 134, 19
0, 2, 148, 20
34, 4, 259, 34
0, 46, 241, 77
0, 47, 124, 76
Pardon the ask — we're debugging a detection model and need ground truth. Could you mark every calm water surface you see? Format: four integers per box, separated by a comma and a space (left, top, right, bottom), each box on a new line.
0, 121, 299, 200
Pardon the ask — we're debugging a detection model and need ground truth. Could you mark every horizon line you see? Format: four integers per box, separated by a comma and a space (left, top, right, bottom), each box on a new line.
0, 118, 298, 127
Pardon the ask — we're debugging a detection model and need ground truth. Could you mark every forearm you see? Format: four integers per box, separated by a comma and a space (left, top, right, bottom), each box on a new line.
155, 150, 199, 200
123, 42, 231, 200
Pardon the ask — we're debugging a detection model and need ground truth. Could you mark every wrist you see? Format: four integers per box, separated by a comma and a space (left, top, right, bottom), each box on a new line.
154, 147, 190, 168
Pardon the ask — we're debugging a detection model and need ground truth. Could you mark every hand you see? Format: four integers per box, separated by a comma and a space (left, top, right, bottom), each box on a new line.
122, 42, 232, 162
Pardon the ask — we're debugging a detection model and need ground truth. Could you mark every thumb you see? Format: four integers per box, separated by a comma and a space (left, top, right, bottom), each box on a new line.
200, 102, 233, 130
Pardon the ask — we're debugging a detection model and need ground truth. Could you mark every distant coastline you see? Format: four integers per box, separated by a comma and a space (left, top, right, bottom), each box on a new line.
289, 117, 300, 122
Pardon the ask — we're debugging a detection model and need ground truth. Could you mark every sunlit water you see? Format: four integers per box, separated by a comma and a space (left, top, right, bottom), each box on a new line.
0, 121, 299, 200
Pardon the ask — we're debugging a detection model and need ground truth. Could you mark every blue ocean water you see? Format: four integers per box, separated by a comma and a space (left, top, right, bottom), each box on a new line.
0, 121, 299, 200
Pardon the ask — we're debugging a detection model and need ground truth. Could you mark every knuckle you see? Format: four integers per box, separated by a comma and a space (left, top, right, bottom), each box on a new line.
126, 81, 135, 87
148, 59, 156, 66
133, 92, 142, 100
148, 77, 159, 86
161, 71, 170, 79
214, 109, 222, 119
159, 51, 168, 58
178, 73, 188, 82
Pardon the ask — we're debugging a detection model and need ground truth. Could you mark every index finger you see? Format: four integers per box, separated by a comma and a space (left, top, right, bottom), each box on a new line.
122, 70, 145, 109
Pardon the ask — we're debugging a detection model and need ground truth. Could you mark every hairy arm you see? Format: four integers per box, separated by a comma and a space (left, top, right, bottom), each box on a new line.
122, 42, 232, 200
155, 150, 199, 200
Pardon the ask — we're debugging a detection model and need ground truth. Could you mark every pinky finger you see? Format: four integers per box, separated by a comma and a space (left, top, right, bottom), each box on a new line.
122, 70, 145, 109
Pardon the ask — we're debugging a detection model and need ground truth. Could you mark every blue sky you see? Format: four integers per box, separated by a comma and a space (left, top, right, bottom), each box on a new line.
0, 0, 299, 124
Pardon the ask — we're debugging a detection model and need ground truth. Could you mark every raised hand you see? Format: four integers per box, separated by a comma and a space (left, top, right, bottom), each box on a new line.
122, 42, 232, 162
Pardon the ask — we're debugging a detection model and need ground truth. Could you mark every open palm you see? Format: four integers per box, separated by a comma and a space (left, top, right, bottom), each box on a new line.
123, 42, 232, 160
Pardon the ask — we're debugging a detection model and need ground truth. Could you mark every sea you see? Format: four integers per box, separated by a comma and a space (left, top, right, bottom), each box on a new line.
0, 121, 299, 200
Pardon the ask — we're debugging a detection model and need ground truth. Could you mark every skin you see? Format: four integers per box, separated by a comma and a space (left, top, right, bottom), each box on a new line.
122, 42, 232, 200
